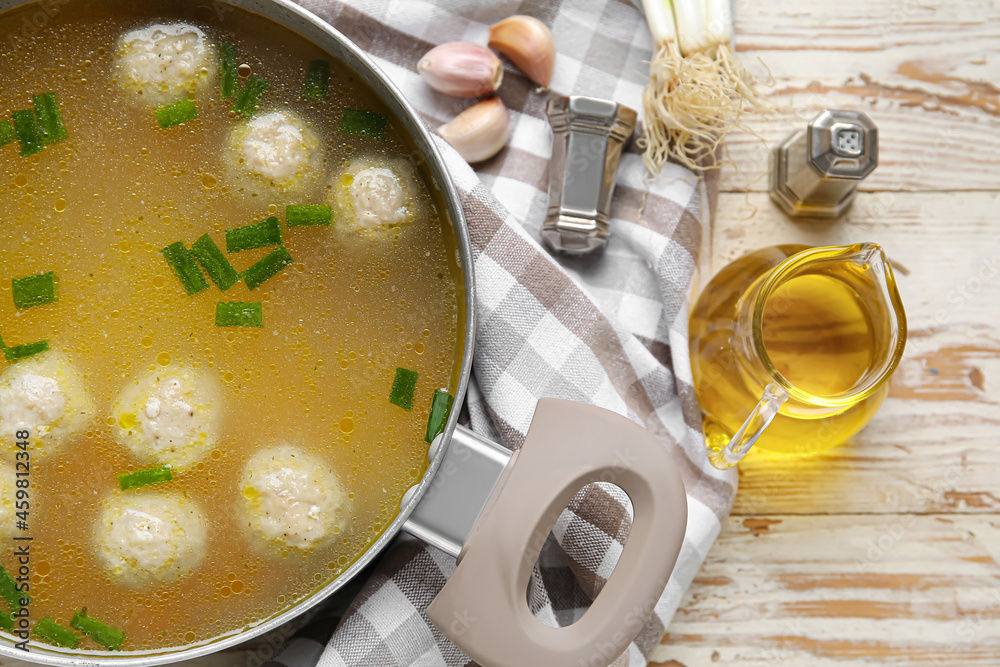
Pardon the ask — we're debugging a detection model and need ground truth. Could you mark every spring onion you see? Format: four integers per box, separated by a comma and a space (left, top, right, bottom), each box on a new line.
0, 611, 12, 631
12, 271, 57, 309
390, 367, 418, 411
161, 242, 210, 296
70, 609, 125, 651
33, 92, 68, 144
220, 42, 239, 99
191, 234, 239, 291
216, 302, 263, 328
118, 465, 173, 491
155, 98, 198, 129
0, 120, 14, 147
302, 60, 330, 101
12, 110, 42, 157
5, 341, 49, 362
241, 247, 293, 291
341, 107, 387, 141
286, 205, 332, 227
0, 565, 28, 611
424, 389, 454, 443
232, 75, 269, 117
226, 216, 282, 253
33, 618, 80, 649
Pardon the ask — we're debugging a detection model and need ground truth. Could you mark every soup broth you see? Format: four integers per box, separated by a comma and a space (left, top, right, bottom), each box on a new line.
0, 0, 463, 651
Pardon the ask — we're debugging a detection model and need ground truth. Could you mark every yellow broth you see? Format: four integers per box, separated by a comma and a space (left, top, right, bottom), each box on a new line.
0, 0, 464, 651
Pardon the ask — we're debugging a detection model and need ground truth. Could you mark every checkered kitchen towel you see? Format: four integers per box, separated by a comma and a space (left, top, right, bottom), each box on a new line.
261, 0, 739, 665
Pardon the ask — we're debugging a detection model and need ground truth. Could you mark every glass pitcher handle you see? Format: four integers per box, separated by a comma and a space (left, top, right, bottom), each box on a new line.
708, 382, 789, 470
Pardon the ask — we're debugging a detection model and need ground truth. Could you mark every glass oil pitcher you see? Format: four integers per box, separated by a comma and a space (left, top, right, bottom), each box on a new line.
689, 243, 906, 469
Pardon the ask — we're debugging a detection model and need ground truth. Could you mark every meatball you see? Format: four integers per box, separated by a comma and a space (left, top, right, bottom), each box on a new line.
115, 23, 216, 106
240, 445, 349, 552
96, 492, 207, 587
329, 157, 418, 232
0, 464, 15, 540
0, 351, 93, 457
227, 111, 322, 193
111, 367, 221, 472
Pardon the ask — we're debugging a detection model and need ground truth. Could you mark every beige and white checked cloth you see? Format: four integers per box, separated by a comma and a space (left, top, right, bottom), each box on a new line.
257, 0, 739, 665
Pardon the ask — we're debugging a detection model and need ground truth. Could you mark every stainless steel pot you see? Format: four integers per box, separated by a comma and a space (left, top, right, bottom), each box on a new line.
0, 2, 688, 665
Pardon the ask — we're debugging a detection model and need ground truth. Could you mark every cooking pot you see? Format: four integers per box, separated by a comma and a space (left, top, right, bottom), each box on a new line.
0, 1, 688, 665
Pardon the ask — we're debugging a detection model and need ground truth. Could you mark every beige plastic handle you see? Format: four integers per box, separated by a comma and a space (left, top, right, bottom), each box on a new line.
426, 398, 688, 667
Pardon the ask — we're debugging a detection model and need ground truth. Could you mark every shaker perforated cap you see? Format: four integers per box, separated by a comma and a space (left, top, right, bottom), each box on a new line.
808, 109, 878, 180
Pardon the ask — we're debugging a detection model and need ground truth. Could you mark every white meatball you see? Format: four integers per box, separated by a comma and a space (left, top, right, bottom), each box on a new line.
0, 351, 93, 457
115, 23, 216, 106
112, 368, 221, 472
240, 445, 349, 552
227, 111, 322, 193
329, 157, 418, 232
0, 464, 16, 539
97, 492, 207, 587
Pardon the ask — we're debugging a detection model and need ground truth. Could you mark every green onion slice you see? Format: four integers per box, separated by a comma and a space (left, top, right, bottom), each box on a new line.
424, 389, 454, 443
161, 242, 210, 296
12, 110, 43, 157
155, 98, 198, 129
216, 301, 263, 328
0, 565, 28, 611
302, 59, 330, 101
33, 92, 68, 144
0, 119, 16, 147
232, 75, 269, 117
226, 216, 282, 253
33, 617, 80, 649
341, 107, 387, 141
0, 611, 12, 631
390, 367, 418, 411
191, 234, 239, 291
118, 465, 173, 491
220, 42, 239, 99
70, 609, 125, 651
5, 341, 49, 362
242, 247, 293, 291
11, 271, 57, 310
286, 205, 332, 227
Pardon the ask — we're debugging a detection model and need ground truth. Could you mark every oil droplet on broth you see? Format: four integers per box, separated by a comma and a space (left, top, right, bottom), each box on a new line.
157, 352, 171, 366
54, 198, 66, 212
202, 173, 217, 189
13, 173, 27, 187
340, 417, 354, 433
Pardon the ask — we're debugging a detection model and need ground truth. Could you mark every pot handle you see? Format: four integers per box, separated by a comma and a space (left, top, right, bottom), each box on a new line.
426, 398, 688, 667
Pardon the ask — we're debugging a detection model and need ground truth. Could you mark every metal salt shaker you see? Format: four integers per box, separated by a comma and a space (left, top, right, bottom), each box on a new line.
770, 109, 879, 218
542, 96, 637, 255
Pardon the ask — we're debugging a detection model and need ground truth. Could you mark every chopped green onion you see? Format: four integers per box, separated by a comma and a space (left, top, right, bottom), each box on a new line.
216, 301, 263, 328
220, 42, 239, 99
33, 92, 68, 144
12, 110, 43, 157
5, 341, 49, 362
232, 75, 269, 117
301, 59, 330, 101
0, 119, 15, 147
70, 609, 125, 651
424, 389, 454, 443
390, 367, 418, 411
161, 242, 209, 296
33, 618, 80, 649
11, 271, 57, 310
0, 611, 12, 631
118, 465, 173, 491
191, 234, 239, 291
286, 205, 332, 227
241, 247, 293, 291
0, 565, 28, 611
341, 107, 387, 141
155, 98, 198, 129
226, 216, 282, 253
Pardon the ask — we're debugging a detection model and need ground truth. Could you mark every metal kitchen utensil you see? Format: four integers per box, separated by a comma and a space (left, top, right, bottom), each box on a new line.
770, 109, 878, 218
542, 96, 637, 255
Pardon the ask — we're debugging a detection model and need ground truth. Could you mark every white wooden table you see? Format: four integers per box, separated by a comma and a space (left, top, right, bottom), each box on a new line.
648, 0, 1000, 664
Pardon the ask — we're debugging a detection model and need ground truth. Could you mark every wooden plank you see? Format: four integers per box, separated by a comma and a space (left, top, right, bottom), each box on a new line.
649, 514, 1000, 666
718, 0, 1000, 192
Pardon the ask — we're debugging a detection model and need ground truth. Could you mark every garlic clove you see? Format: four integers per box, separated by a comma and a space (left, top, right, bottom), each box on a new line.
488, 15, 555, 88
438, 97, 511, 164
417, 41, 504, 97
